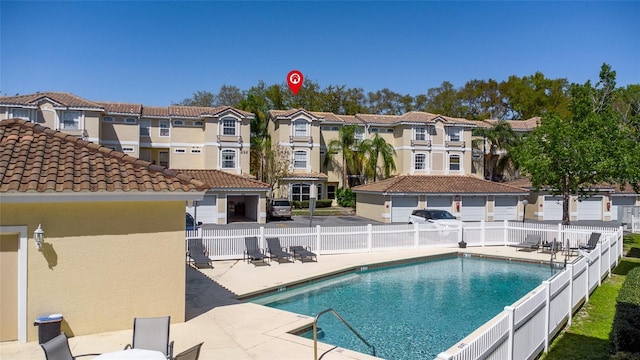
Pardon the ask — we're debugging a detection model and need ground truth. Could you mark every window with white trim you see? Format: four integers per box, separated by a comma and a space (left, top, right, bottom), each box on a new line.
11, 109, 30, 120
103, 116, 114, 123
122, 147, 134, 153
330, 126, 339, 131
159, 120, 170, 137
194, 121, 204, 126
414, 126, 426, 141
370, 128, 379, 133
448, 127, 462, 142
174, 148, 186, 154
291, 183, 310, 201
125, 117, 136, 124
222, 118, 236, 136
317, 184, 323, 200
294, 119, 308, 136
449, 154, 461, 171
62, 111, 81, 129
190, 148, 201, 154
414, 153, 427, 170
140, 120, 150, 137
293, 150, 307, 169
386, 128, 394, 133
174, 120, 184, 126
221, 149, 236, 168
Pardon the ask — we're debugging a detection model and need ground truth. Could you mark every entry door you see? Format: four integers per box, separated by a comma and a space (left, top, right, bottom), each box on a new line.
0, 234, 18, 341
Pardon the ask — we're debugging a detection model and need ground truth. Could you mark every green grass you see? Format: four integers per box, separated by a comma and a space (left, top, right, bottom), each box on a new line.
542, 233, 640, 360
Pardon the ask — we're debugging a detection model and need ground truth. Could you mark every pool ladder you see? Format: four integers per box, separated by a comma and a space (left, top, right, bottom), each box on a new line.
313, 308, 376, 359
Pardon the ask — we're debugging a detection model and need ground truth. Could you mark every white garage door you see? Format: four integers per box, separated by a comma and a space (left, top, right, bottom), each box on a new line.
187, 194, 217, 224
426, 197, 452, 212
391, 196, 418, 223
461, 197, 486, 222
494, 196, 518, 221
544, 196, 563, 221
612, 196, 636, 221
577, 197, 602, 220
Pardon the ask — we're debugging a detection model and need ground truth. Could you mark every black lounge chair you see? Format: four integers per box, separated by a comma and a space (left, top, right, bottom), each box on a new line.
579, 232, 601, 251
509, 234, 541, 252
187, 239, 212, 269
290, 245, 317, 262
244, 237, 269, 265
266, 237, 294, 263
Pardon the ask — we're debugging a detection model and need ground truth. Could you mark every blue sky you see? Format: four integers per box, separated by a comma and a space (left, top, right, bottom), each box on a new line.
1, 1, 638, 106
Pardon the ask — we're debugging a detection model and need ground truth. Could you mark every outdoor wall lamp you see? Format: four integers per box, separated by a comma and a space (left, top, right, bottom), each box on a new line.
34, 224, 44, 250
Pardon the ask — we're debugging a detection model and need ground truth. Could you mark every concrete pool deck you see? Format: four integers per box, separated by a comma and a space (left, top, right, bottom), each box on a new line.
0, 245, 574, 360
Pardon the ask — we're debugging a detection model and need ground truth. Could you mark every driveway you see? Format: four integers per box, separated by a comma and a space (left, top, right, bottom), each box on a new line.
202, 215, 379, 229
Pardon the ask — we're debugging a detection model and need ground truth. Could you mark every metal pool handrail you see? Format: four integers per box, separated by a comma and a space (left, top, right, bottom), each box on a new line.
313, 308, 376, 359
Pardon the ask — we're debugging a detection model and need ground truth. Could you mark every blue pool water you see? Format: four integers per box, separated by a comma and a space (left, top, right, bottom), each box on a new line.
255, 256, 557, 359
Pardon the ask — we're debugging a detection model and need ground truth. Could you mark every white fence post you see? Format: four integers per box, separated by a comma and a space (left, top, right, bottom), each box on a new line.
316, 225, 321, 256
504, 220, 509, 246
367, 224, 373, 252
567, 262, 574, 326
481, 220, 486, 247
543, 280, 551, 352
597, 244, 602, 286
505, 305, 515, 360
414, 222, 420, 248
259, 226, 265, 249
557, 223, 563, 249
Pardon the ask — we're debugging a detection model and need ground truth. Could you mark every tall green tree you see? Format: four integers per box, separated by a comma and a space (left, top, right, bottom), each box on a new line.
514, 64, 639, 224
359, 133, 396, 182
473, 121, 519, 181
324, 124, 361, 188
175, 90, 215, 107
214, 85, 244, 107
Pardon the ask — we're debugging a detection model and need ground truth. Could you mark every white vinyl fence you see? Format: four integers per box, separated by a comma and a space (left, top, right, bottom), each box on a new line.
435, 227, 624, 360
186, 220, 620, 261
633, 215, 640, 233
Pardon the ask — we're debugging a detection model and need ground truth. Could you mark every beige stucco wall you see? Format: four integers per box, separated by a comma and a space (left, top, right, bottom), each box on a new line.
0, 200, 187, 341
101, 122, 139, 145
172, 126, 204, 145
355, 193, 389, 223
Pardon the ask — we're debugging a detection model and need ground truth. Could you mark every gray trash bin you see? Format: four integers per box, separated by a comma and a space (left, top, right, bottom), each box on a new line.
34, 314, 63, 344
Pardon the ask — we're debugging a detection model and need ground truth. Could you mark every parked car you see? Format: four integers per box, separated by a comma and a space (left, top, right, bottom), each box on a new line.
408, 209, 465, 228
186, 213, 202, 231
267, 198, 292, 220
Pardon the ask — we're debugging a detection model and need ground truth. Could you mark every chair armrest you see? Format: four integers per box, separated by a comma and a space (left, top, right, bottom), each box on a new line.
74, 353, 102, 358
124, 344, 132, 350
168, 341, 174, 359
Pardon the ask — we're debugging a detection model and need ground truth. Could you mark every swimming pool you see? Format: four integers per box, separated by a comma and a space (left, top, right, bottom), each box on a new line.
255, 256, 557, 359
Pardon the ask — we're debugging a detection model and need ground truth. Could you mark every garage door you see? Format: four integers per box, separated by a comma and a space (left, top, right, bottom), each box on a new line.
187, 194, 217, 224
577, 196, 602, 220
461, 196, 486, 222
543, 196, 563, 221
391, 196, 418, 223
612, 196, 636, 221
426, 197, 452, 212
494, 196, 518, 221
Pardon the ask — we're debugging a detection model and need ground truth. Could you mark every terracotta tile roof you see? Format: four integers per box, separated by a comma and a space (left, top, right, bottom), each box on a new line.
268, 109, 320, 120
311, 111, 344, 122
338, 115, 366, 124
168, 105, 253, 118
176, 170, 270, 190
481, 117, 540, 131
0, 119, 208, 193
354, 113, 401, 125
401, 112, 479, 126
96, 102, 142, 115
352, 175, 528, 194
142, 106, 170, 118
507, 177, 639, 194
282, 172, 329, 181
0, 92, 102, 109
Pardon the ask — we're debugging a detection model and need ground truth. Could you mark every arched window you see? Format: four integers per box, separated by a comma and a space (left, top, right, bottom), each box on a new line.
221, 149, 236, 169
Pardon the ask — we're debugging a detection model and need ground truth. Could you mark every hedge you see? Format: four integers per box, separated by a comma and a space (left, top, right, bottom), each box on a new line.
611, 267, 640, 354
291, 199, 333, 209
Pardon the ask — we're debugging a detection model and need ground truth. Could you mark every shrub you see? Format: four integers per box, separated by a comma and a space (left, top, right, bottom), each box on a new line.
291, 199, 333, 209
611, 352, 640, 360
336, 188, 355, 208
611, 267, 640, 353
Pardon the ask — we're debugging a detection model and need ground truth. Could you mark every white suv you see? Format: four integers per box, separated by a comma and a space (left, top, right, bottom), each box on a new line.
408, 209, 465, 228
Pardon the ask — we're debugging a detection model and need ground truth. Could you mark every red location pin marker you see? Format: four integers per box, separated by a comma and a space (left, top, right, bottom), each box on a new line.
287, 70, 304, 95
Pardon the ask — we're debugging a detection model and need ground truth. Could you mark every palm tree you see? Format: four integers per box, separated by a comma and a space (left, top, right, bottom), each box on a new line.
473, 121, 519, 181
359, 133, 396, 182
324, 124, 361, 188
